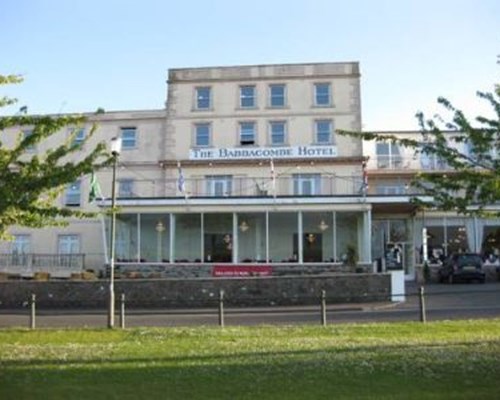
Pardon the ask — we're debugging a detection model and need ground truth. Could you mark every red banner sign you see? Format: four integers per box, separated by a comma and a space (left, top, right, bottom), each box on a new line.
212, 265, 272, 277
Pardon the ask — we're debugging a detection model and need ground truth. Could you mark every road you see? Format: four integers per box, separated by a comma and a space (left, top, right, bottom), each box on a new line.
1, 282, 499, 329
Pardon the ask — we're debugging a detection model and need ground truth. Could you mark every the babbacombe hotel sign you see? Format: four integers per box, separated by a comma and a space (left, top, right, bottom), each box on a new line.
190, 145, 337, 160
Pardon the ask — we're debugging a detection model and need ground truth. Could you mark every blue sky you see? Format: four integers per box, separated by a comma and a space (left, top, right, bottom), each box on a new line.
1, 0, 498, 130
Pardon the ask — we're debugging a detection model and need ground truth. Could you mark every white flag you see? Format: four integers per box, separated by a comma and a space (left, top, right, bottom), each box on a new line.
270, 158, 276, 198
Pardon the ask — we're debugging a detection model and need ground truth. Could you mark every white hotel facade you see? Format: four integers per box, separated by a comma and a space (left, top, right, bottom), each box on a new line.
1, 62, 499, 279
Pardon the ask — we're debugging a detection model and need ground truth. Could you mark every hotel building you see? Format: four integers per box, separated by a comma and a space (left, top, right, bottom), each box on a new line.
1, 62, 499, 280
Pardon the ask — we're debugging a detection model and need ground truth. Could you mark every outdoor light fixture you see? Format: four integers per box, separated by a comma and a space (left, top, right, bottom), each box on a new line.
239, 220, 249, 232
110, 136, 122, 156
108, 136, 122, 329
318, 220, 329, 231
156, 221, 165, 232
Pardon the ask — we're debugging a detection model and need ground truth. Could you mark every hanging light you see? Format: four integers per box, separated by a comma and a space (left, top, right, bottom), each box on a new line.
155, 221, 165, 233
318, 220, 329, 231
239, 220, 249, 232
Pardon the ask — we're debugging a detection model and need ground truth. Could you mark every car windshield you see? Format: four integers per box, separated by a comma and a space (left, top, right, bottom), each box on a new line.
456, 255, 481, 266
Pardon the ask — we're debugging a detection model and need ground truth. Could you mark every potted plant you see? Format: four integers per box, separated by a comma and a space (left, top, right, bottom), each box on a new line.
345, 245, 359, 273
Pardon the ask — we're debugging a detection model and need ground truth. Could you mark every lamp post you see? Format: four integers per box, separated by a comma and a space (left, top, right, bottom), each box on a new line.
108, 136, 122, 329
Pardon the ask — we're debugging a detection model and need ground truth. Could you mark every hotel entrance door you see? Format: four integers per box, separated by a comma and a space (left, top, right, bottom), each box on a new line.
293, 233, 323, 262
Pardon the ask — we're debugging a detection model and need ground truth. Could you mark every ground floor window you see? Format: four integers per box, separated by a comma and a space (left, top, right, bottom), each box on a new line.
414, 216, 500, 263
12, 234, 31, 254
58, 235, 80, 254
482, 227, 500, 261
106, 210, 368, 265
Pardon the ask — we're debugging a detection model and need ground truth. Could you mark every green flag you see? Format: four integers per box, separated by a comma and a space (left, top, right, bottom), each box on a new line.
88, 172, 102, 203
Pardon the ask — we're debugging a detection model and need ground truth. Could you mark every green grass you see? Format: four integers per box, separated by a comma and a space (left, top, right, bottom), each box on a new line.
1, 320, 500, 399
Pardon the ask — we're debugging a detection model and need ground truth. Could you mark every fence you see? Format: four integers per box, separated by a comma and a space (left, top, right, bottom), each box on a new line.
1, 283, 499, 329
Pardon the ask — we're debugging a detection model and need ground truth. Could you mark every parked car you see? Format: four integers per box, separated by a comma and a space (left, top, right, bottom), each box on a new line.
438, 253, 486, 283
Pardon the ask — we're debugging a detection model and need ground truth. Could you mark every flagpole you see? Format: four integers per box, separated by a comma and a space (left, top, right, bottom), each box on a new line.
270, 158, 276, 201
178, 161, 188, 204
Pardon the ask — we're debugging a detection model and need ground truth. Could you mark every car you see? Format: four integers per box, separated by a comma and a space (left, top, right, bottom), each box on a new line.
438, 253, 486, 284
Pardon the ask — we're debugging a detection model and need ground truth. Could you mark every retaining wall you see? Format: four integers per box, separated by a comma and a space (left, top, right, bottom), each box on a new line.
0, 273, 391, 309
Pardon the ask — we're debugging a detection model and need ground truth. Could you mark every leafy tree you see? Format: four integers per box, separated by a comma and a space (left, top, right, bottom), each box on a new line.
339, 85, 500, 216
0, 75, 110, 239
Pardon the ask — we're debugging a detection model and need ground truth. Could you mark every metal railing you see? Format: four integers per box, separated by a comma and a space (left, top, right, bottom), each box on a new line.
0, 253, 85, 278
366, 156, 450, 172
114, 175, 364, 199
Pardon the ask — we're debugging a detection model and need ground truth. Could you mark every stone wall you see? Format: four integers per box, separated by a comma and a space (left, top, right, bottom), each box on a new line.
0, 273, 390, 309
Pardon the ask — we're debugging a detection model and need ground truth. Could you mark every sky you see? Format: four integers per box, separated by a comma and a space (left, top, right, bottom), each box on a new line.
1, 0, 498, 130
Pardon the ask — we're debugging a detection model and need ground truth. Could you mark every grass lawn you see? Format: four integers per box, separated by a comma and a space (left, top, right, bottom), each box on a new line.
0, 320, 499, 399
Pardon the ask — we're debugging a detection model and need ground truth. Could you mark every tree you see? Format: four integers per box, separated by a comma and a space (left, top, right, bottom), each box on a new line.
0, 75, 110, 239
339, 85, 500, 216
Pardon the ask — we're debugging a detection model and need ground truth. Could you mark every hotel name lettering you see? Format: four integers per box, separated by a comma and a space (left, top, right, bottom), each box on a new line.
190, 146, 337, 160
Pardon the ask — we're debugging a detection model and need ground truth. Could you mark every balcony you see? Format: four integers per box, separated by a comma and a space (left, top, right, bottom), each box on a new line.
367, 156, 450, 172
115, 175, 366, 199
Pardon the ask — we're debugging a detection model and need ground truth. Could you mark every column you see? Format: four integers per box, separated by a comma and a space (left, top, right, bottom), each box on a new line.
298, 211, 303, 264
169, 214, 175, 264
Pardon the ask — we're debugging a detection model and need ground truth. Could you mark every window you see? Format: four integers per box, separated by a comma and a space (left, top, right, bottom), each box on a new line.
293, 174, 321, 195
196, 87, 211, 109
11, 235, 30, 265
58, 234, 80, 268
72, 128, 85, 146
240, 85, 256, 108
420, 152, 447, 170
58, 235, 80, 254
12, 235, 30, 254
120, 127, 137, 149
23, 130, 35, 152
239, 122, 256, 145
65, 180, 81, 207
118, 179, 134, 197
195, 123, 211, 147
376, 143, 402, 168
315, 120, 333, 144
206, 175, 233, 196
269, 84, 286, 107
269, 121, 286, 145
314, 83, 331, 106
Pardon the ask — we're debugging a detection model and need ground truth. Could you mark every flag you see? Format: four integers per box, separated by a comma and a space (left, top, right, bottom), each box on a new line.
88, 172, 102, 203
270, 158, 276, 198
361, 161, 368, 195
177, 162, 186, 194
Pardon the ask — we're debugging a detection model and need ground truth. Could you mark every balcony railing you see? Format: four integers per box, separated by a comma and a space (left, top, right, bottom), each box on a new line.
116, 175, 366, 199
0, 253, 85, 278
367, 156, 450, 171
